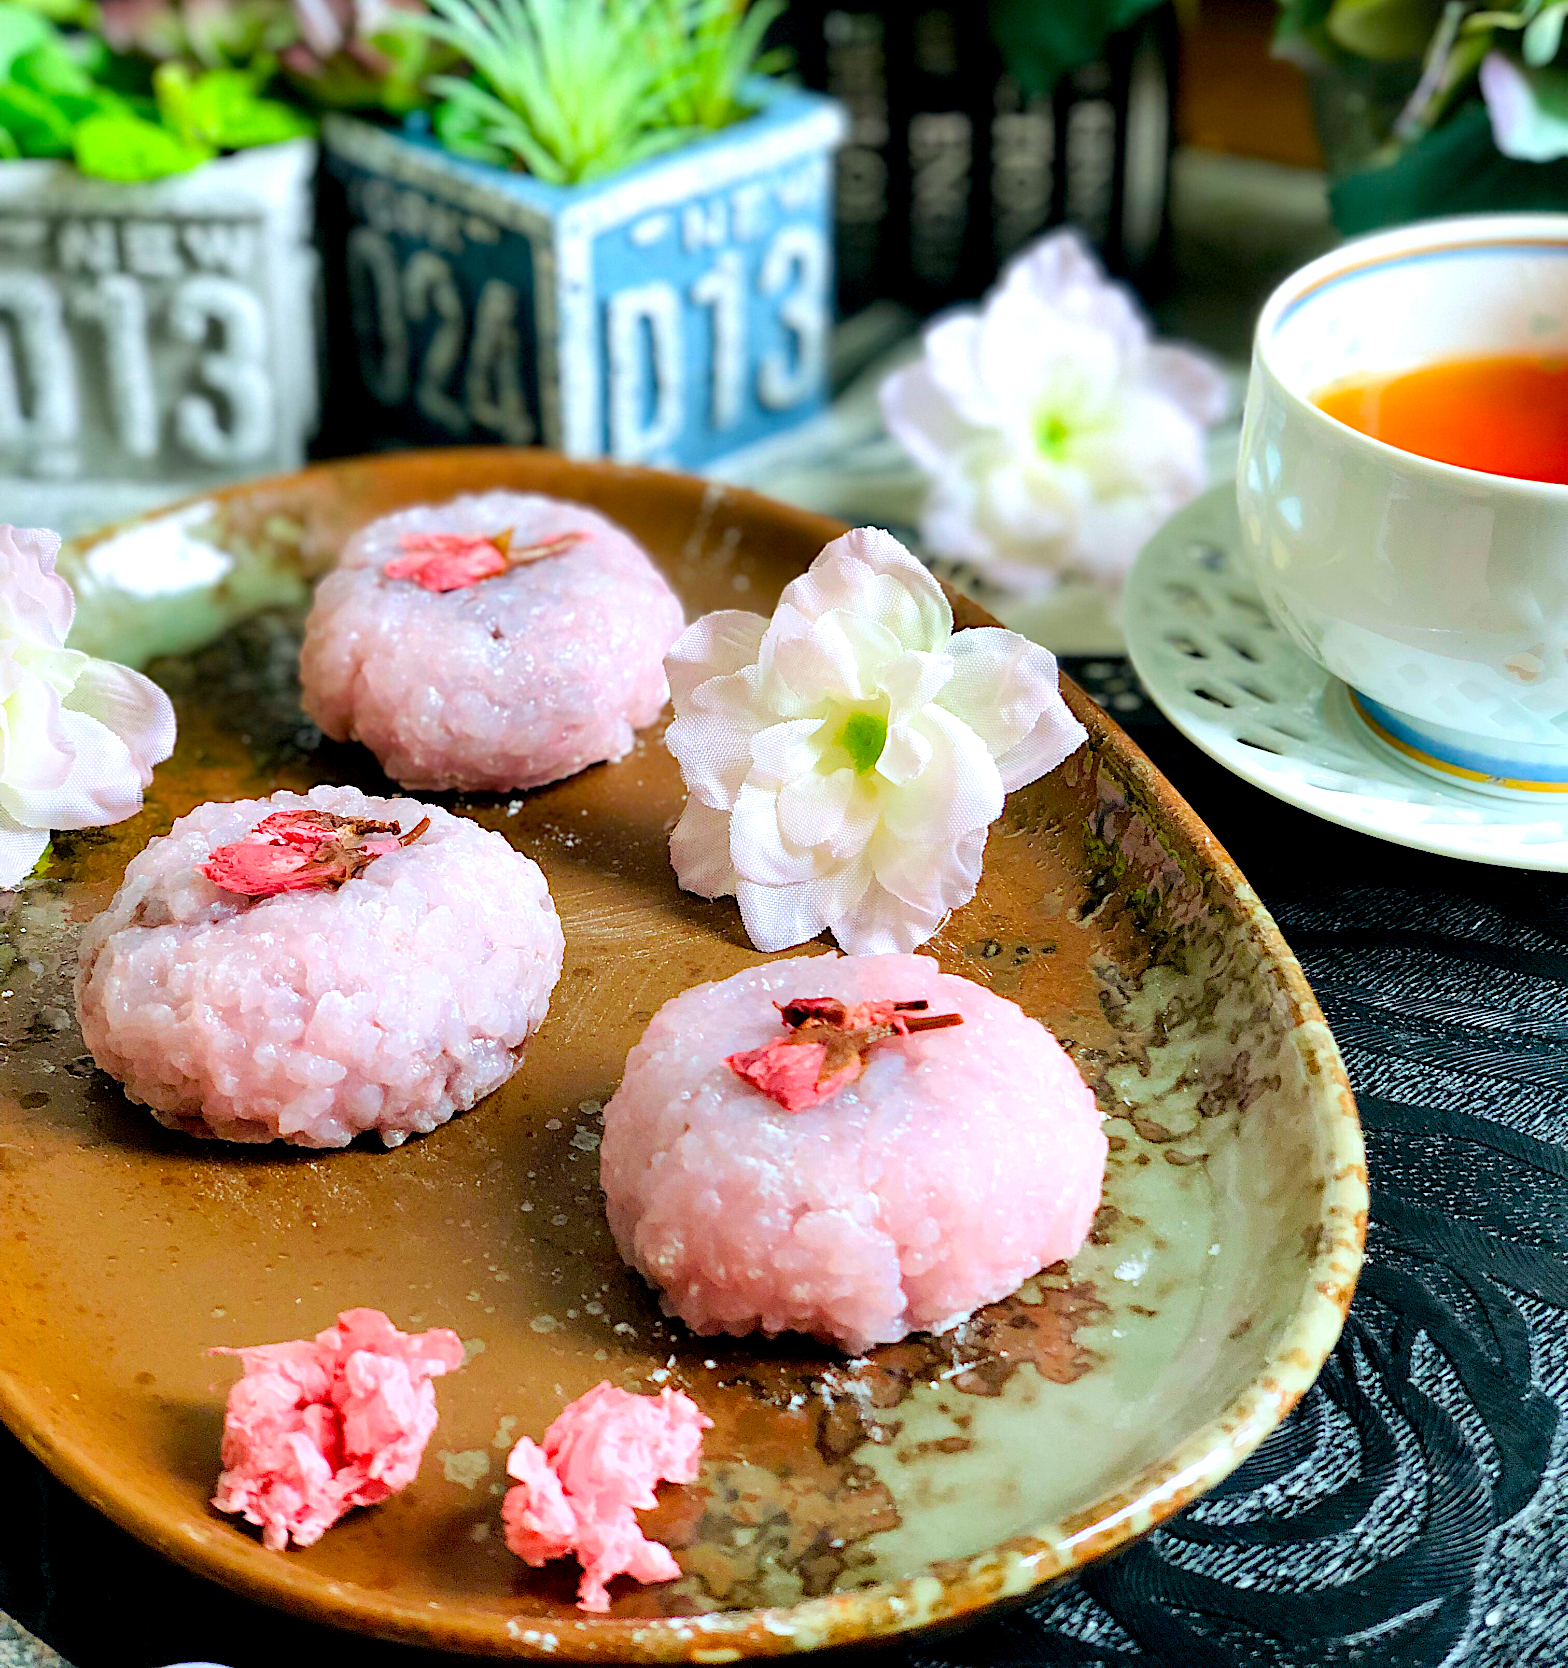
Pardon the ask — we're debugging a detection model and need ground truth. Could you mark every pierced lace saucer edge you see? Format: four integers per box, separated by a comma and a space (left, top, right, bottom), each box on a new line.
1123, 486, 1568, 873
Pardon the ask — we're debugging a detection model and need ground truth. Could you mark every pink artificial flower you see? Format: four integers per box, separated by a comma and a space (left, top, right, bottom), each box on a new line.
501, 1382, 710, 1612
211, 1307, 465, 1551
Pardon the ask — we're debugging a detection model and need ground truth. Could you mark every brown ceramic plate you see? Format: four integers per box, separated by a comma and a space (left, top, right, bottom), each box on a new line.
0, 451, 1365, 1661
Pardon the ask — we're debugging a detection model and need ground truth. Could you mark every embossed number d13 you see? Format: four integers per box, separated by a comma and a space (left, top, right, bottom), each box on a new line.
0, 271, 275, 473
607, 223, 829, 461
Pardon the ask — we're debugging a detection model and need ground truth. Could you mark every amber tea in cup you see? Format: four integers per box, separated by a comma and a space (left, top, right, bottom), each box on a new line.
1237, 213, 1568, 798
1315, 353, 1568, 484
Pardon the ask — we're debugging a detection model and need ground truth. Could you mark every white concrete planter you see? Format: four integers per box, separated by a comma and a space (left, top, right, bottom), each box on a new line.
0, 139, 318, 536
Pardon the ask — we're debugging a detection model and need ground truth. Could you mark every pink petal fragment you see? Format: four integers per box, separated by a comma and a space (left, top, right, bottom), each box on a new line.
385, 534, 509, 593
502, 1439, 578, 1565
198, 809, 419, 898
727, 1038, 837, 1111
500, 1382, 711, 1612
382, 528, 587, 592
211, 1307, 464, 1551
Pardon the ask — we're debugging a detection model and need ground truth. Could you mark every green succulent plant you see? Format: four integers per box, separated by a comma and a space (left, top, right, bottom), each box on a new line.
414, 0, 786, 185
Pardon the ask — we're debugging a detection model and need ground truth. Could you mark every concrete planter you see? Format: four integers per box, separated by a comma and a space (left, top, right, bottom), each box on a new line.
318, 83, 846, 471
0, 139, 318, 535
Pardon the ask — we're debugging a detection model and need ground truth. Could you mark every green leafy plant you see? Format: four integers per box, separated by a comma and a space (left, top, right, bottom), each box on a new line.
415, 0, 785, 184
986, 0, 1170, 97
651, 0, 784, 129
1277, 0, 1568, 227
0, 0, 315, 177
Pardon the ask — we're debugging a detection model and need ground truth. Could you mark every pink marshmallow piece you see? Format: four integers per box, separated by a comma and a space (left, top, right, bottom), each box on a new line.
501, 1382, 711, 1611
211, 1307, 464, 1550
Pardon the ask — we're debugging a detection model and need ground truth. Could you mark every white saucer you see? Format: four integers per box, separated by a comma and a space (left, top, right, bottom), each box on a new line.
1123, 486, 1568, 871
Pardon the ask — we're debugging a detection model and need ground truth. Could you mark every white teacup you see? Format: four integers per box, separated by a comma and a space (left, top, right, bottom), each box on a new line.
1236, 213, 1568, 796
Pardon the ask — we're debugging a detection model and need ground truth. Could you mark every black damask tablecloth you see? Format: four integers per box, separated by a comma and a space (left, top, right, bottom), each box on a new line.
6, 656, 1567, 1668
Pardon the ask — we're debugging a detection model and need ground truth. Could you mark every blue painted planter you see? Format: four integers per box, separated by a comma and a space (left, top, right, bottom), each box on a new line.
319, 84, 846, 472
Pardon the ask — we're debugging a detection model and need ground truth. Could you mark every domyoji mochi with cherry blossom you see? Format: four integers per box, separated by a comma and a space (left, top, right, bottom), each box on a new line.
600, 952, 1106, 1355
75, 785, 563, 1148
300, 491, 685, 792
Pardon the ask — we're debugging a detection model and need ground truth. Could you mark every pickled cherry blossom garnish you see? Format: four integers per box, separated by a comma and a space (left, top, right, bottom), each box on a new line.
383, 528, 586, 592
727, 995, 963, 1111
199, 809, 431, 899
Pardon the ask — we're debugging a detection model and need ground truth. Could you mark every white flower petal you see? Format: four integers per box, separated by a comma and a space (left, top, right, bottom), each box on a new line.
737, 855, 873, 954
0, 524, 174, 846
1142, 343, 1230, 425
730, 782, 826, 887
942, 628, 1087, 792
666, 610, 766, 708
998, 229, 1148, 360
875, 719, 932, 788
918, 310, 995, 429
1075, 492, 1186, 585
871, 823, 987, 918
0, 524, 72, 650
664, 670, 761, 809
0, 708, 142, 829
779, 527, 952, 654
0, 819, 49, 890
880, 706, 1005, 845
0, 674, 76, 794
879, 358, 980, 474
776, 763, 853, 850
1071, 390, 1207, 499
829, 876, 948, 956
669, 798, 738, 899
65, 657, 176, 785
749, 717, 825, 787
768, 607, 879, 705
875, 647, 952, 725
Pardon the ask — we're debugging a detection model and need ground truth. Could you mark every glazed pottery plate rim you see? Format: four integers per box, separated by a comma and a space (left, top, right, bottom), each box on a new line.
0, 450, 1367, 1660
1125, 483, 1568, 872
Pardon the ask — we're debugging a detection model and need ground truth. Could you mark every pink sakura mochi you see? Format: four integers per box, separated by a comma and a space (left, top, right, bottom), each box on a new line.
502, 1382, 710, 1611
600, 952, 1107, 1355
298, 490, 686, 793
212, 1308, 464, 1550
74, 784, 563, 1148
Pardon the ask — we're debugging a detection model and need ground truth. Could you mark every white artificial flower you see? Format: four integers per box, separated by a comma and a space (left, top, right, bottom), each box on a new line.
879, 229, 1228, 595
664, 526, 1087, 955
1, 524, 176, 888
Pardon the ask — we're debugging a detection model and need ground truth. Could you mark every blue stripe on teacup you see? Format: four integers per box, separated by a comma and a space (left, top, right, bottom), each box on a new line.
1352, 692, 1568, 789
1276, 241, 1568, 333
